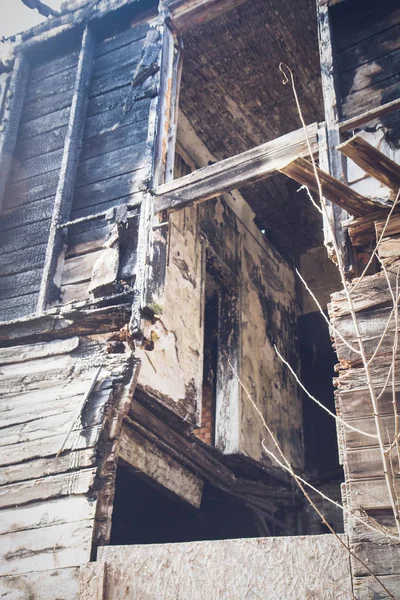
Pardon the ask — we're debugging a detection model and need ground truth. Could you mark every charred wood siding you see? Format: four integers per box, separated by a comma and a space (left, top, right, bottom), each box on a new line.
331, 0, 400, 124
0, 16, 161, 319
60, 20, 157, 305
0, 52, 78, 321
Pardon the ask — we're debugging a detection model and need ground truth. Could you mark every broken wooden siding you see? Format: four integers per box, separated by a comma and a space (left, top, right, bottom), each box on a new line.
0, 336, 139, 596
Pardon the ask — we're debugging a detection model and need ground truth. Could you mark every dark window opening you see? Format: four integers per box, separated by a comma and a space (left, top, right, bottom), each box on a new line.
110, 463, 264, 546
298, 310, 344, 533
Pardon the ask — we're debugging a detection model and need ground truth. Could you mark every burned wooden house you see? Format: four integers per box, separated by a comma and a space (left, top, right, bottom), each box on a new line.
0, 0, 399, 597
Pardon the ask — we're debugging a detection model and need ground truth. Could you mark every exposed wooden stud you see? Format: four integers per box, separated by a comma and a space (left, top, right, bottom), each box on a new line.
279, 157, 389, 217
154, 123, 319, 213
317, 1, 350, 267
36, 25, 94, 314
0, 53, 30, 213
337, 134, 400, 193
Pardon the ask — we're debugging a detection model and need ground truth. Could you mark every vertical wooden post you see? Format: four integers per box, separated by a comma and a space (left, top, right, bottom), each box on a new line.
131, 15, 182, 334
36, 25, 94, 314
317, 0, 351, 270
0, 52, 30, 213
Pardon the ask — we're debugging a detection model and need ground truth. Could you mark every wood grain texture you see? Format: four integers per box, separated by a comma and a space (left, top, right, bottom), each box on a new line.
155, 123, 319, 212
337, 134, 400, 193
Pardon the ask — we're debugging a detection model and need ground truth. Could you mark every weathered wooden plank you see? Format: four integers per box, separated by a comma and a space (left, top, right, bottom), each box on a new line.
76, 143, 147, 188
346, 446, 395, 480
38, 25, 95, 313
14, 125, 68, 162
0, 219, 51, 255
340, 46, 400, 99
0, 245, 47, 278
0, 394, 86, 429
344, 414, 396, 449
71, 192, 144, 221
61, 282, 91, 304
80, 120, 148, 162
31, 49, 80, 83
155, 123, 319, 212
0, 567, 80, 600
0, 295, 38, 323
73, 168, 147, 214
279, 157, 388, 217
8, 149, 64, 185
91, 37, 144, 79
332, 1, 400, 54
120, 424, 203, 508
82, 98, 151, 140
0, 469, 96, 510
339, 97, 400, 133
18, 106, 71, 141
0, 449, 95, 488
25, 65, 77, 105
338, 388, 400, 421
330, 270, 395, 318
348, 478, 399, 511
95, 20, 150, 57
0, 495, 96, 535
4, 169, 60, 209
62, 250, 104, 286
21, 87, 75, 123
353, 574, 400, 598
0, 519, 93, 576
0, 197, 54, 233
336, 21, 400, 77
0, 269, 42, 302
337, 135, 400, 193
0, 337, 79, 365
342, 77, 400, 122
345, 209, 388, 247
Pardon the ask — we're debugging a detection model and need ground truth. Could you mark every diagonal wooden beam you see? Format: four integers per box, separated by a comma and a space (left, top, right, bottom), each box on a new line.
154, 123, 319, 213
279, 157, 391, 218
337, 134, 400, 194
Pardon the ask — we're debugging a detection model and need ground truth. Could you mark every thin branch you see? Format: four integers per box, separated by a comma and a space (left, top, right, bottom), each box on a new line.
350, 189, 400, 294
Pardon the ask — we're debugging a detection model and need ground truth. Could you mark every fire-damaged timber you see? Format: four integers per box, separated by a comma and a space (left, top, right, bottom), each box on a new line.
1, 0, 400, 597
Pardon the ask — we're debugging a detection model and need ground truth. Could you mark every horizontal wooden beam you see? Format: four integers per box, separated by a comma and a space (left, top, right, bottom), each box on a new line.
167, 0, 249, 31
337, 134, 400, 193
339, 98, 400, 134
154, 123, 319, 213
279, 157, 390, 218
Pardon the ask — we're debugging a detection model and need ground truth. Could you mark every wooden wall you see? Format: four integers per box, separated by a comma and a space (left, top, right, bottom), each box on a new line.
0, 51, 78, 321
0, 335, 139, 598
331, 0, 400, 121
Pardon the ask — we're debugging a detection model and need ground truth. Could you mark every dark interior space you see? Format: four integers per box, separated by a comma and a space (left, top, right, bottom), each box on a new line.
198, 273, 219, 445
110, 464, 262, 545
297, 311, 342, 480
